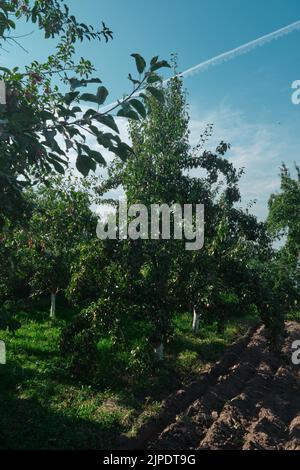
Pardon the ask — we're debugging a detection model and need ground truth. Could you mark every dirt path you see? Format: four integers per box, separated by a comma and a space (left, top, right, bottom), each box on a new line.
121, 322, 300, 450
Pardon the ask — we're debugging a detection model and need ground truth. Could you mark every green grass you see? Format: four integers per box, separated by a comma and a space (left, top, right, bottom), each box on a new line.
0, 307, 257, 449
287, 310, 300, 322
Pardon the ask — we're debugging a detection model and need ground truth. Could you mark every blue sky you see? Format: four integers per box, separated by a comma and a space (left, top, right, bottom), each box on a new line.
3, 0, 300, 219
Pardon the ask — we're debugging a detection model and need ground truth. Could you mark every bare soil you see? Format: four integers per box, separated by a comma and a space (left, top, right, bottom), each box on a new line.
121, 322, 300, 450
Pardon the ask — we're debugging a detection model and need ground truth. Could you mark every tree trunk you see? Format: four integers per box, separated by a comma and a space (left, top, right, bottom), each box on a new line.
192, 307, 200, 334
50, 292, 56, 320
0, 340, 6, 365
154, 342, 164, 361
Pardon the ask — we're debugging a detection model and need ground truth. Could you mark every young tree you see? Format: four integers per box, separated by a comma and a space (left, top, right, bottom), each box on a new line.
98, 72, 247, 351
15, 175, 97, 319
268, 164, 300, 259
0, 222, 22, 332
264, 164, 300, 344
61, 73, 197, 362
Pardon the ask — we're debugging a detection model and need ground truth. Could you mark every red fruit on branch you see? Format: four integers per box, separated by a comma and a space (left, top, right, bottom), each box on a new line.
30, 73, 43, 83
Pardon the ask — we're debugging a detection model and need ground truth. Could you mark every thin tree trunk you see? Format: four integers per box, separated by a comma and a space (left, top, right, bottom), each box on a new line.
192, 307, 200, 334
0, 340, 6, 365
50, 292, 56, 320
154, 342, 164, 361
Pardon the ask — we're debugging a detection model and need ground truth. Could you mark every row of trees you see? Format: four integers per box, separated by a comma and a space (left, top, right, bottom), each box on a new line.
0, 1, 299, 384
0, 0, 169, 334
61, 76, 299, 376
2, 73, 298, 380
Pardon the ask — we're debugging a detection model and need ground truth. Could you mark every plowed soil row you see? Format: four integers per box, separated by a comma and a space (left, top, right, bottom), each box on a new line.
121, 322, 300, 450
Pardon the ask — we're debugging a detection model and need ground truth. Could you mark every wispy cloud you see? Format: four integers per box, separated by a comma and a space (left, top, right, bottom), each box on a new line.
65, 103, 297, 222
189, 103, 295, 219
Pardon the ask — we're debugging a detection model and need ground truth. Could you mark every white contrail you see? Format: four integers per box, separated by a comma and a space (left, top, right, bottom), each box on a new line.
176, 19, 300, 79
101, 19, 300, 113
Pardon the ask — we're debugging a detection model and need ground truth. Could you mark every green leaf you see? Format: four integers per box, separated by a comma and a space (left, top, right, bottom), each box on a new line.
81, 144, 106, 166
117, 107, 140, 120
69, 77, 102, 90
7, 19, 15, 29
71, 106, 82, 114
128, 73, 140, 86
113, 142, 133, 161
147, 73, 162, 84
76, 154, 96, 176
129, 99, 146, 118
80, 87, 108, 105
80, 93, 99, 104
96, 86, 109, 105
40, 110, 54, 121
131, 53, 146, 74
147, 87, 165, 104
150, 56, 159, 66
94, 131, 113, 149
65, 91, 80, 105
84, 108, 97, 119
65, 139, 73, 151
0, 66, 11, 74
51, 160, 65, 174
150, 60, 171, 72
69, 78, 85, 90
90, 151, 106, 166
85, 78, 102, 84
94, 114, 119, 133
48, 153, 67, 165
43, 133, 65, 156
